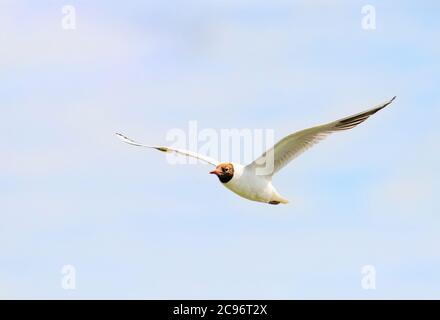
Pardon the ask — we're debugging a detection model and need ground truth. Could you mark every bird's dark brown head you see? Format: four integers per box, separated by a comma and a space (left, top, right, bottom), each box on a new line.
209, 163, 234, 183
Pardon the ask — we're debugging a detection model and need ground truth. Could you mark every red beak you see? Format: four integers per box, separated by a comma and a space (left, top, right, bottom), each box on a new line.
209, 169, 221, 175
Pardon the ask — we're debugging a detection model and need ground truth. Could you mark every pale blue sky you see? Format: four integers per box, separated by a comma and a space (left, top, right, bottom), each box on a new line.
1, 1, 439, 299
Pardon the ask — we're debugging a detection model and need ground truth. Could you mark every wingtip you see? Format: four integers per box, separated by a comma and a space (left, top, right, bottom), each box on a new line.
381, 96, 396, 109
115, 132, 131, 143
115, 132, 127, 139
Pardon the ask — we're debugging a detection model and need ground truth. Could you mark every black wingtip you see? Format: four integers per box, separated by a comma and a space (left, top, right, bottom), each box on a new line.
115, 132, 128, 141
380, 96, 397, 110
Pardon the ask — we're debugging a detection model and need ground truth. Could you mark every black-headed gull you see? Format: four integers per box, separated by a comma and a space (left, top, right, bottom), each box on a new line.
117, 96, 395, 205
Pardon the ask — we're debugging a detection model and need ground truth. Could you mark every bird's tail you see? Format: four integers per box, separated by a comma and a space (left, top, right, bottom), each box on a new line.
271, 193, 289, 204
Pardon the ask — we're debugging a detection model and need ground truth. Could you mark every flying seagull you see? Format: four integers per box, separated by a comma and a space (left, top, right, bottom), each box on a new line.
117, 96, 395, 205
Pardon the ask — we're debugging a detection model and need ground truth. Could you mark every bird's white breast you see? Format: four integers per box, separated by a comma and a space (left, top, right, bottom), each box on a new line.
222, 163, 278, 203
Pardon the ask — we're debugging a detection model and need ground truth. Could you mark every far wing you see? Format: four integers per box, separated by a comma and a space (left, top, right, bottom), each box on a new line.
116, 133, 220, 166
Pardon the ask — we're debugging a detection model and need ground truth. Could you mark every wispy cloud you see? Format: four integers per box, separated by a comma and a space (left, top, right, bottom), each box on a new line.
1, 1, 439, 298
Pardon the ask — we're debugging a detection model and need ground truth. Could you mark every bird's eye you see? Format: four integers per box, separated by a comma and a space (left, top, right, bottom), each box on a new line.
224, 168, 229, 172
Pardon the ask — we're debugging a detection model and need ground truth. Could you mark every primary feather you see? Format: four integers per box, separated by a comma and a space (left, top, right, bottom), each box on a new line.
247, 96, 396, 176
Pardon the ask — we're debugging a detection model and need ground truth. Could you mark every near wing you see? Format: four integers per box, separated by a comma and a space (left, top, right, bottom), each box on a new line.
116, 133, 220, 166
247, 96, 396, 176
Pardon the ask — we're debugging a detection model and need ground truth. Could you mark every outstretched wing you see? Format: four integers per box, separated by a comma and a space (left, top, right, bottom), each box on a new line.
116, 133, 220, 166
247, 96, 396, 176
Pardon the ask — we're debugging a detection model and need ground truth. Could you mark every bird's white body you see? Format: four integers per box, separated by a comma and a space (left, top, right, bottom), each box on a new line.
117, 96, 395, 205
223, 163, 289, 204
